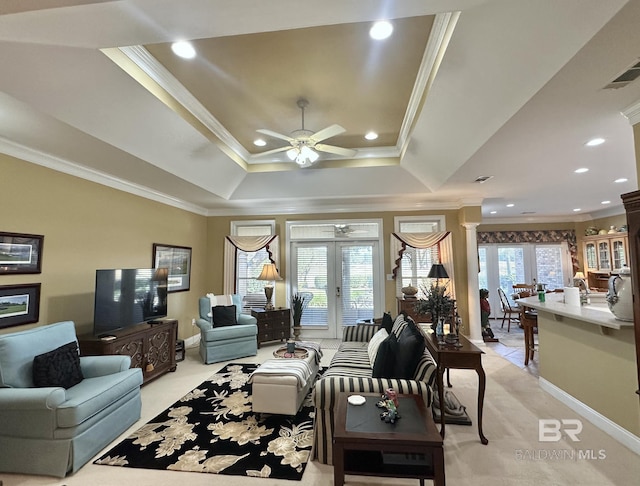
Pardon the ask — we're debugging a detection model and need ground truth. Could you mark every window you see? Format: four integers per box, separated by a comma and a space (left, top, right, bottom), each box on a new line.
394, 216, 444, 298
231, 221, 275, 311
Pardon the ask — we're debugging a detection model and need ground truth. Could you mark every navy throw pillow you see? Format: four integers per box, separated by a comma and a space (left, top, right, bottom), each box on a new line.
212, 305, 238, 327
392, 319, 425, 379
380, 312, 394, 334
33, 341, 84, 389
372, 333, 397, 378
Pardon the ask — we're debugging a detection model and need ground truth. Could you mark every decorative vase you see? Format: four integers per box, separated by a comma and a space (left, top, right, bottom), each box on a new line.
436, 318, 444, 338
607, 267, 634, 321
401, 285, 418, 299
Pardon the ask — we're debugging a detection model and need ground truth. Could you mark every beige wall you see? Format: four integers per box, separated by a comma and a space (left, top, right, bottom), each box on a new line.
1, 154, 208, 340
538, 312, 639, 436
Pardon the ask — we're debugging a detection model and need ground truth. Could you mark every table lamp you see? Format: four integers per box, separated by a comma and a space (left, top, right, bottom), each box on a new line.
256, 263, 282, 310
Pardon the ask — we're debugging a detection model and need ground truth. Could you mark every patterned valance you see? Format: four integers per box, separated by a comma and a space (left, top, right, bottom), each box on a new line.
477, 230, 578, 272
223, 235, 279, 294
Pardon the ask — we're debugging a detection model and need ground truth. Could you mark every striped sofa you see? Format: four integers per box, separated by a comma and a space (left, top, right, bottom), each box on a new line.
311, 318, 437, 464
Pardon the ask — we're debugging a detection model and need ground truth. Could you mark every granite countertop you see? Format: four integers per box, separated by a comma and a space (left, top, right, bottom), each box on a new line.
516, 293, 634, 330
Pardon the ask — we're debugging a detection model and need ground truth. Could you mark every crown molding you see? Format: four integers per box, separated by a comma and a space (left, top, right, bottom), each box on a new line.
0, 137, 209, 216
622, 99, 640, 125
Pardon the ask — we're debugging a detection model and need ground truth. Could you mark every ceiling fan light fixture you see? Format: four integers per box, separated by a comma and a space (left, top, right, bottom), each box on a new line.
286, 148, 298, 161
171, 41, 196, 59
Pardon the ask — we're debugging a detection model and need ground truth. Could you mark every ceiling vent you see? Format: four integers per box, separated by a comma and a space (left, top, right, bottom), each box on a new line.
474, 175, 493, 183
604, 60, 640, 89
521, 211, 536, 215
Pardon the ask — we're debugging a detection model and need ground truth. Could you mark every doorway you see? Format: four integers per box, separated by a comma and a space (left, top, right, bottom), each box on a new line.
288, 221, 382, 339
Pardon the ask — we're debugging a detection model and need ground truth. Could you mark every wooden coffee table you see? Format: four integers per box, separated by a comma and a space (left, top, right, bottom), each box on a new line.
333, 392, 445, 486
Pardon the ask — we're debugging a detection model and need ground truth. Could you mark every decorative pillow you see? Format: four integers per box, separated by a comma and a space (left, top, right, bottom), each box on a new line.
390, 313, 409, 338
212, 305, 237, 327
380, 312, 394, 334
33, 341, 84, 389
372, 333, 397, 378
367, 328, 389, 367
392, 320, 426, 379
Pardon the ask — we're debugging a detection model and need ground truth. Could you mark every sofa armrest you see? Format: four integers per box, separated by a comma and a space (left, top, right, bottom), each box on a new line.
342, 323, 379, 342
196, 318, 213, 332
313, 375, 432, 410
80, 355, 132, 377
0, 387, 66, 410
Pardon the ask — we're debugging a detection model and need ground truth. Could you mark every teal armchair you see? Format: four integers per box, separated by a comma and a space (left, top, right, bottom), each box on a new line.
196, 295, 258, 364
0, 321, 143, 477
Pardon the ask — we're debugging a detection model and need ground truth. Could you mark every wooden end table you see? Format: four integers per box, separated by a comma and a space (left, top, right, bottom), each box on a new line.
419, 325, 488, 445
333, 392, 445, 486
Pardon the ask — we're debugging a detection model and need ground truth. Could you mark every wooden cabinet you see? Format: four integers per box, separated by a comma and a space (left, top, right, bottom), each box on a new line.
397, 297, 431, 323
582, 234, 629, 291
251, 308, 291, 348
78, 319, 177, 384
620, 191, 640, 396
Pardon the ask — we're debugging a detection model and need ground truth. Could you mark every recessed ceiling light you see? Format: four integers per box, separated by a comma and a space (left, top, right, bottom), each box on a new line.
574, 167, 589, 173
171, 41, 196, 59
253, 139, 266, 147
364, 131, 378, 140
506, 203, 514, 208
601, 200, 611, 205
573, 208, 581, 212
586, 137, 605, 147
370, 21, 393, 40
490, 210, 497, 214
615, 178, 628, 183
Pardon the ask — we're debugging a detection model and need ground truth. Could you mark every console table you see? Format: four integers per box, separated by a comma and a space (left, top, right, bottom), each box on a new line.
78, 319, 177, 384
333, 392, 445, 486
420, 326, 488, 445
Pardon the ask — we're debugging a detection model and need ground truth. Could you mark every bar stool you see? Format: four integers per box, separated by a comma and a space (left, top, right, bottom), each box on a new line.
519, 306, 538, 365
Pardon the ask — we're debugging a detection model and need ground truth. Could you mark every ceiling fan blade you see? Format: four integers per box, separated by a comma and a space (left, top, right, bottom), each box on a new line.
254, 146, 291, 157
257, 129, 294, 143
315, 143, 357, 157
309, 124, 345, 143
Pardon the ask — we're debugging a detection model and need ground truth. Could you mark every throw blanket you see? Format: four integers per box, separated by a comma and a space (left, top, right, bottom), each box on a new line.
249, 359, 314, 390
295, 341, 323, 365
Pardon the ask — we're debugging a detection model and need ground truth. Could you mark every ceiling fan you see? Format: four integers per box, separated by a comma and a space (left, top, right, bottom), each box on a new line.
256, 98, 357, 167
323, 224, 367, 237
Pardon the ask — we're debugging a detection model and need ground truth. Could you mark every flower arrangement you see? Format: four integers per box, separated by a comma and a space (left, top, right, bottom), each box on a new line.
291, 293, 305, 327
414, 281, 455, 327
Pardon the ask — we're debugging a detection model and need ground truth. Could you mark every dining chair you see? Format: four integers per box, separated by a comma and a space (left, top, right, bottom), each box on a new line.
519, 305, 538, 365
497, 287, 520, 332
512, 283, 535, 297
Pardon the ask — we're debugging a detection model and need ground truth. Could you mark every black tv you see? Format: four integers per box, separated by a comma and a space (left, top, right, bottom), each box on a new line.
93, 268, 168, 336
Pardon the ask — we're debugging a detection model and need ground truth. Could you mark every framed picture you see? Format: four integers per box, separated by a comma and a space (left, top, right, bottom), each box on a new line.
152, 244, 192, 293
0, 232, 44, 274
0, 283, 41, 329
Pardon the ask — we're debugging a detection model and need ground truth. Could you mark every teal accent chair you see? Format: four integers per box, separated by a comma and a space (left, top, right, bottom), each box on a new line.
0, 321, 143, 477
196, 296, 258, 364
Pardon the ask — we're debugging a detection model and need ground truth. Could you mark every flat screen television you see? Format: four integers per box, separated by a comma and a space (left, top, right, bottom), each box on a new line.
93, 268, 168, 336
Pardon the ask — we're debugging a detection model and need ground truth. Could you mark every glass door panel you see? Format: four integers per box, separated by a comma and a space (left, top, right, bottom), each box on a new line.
598, 241, 611, 270
611, 239, 627, 270
294, 244, 331, 329
497, 246, 526, 300
339, 244, 374, 325
535, 245, 566, 290
584, 242, 597, 271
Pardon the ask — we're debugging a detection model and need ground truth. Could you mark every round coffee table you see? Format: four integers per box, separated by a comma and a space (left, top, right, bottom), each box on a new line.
273, 346, 309, 359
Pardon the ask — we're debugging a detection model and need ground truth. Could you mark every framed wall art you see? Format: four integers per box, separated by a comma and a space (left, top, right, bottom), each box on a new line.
0, 283, 41, 329
152, 243, 192, 293
0, 232, 44, 274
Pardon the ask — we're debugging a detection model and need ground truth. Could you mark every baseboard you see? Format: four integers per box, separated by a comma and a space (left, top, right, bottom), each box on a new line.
184, 334, 200, 349
539, 377, 640, 455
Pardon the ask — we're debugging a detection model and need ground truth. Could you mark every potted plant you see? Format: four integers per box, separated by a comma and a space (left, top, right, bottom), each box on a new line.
291, 293, 305, 340
414, 281, 455, 333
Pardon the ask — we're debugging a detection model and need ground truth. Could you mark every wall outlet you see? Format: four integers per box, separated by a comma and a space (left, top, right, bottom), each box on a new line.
191, 318, 196, 326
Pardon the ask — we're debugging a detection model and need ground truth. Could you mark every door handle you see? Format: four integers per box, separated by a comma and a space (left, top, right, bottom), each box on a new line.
336, 286, 341, 297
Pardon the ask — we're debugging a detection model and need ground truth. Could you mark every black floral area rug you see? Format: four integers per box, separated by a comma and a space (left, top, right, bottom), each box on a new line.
95, 363, 317, 480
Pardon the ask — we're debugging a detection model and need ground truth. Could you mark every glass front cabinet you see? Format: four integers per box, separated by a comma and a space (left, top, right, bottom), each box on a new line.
582, 233, 629, 290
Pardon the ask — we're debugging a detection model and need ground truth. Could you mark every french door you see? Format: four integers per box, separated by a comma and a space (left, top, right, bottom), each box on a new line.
291, 241, 380, 339
479, 243, 572, 313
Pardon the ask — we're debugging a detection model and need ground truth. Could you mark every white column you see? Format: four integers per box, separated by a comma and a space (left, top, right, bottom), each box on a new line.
463, 223, 483, 343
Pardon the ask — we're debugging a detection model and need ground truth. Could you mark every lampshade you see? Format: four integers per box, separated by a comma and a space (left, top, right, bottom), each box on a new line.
153, 267, 169, 281
573, 271, 585, 279
257, 263, 282, 281
427, 263, 449, 280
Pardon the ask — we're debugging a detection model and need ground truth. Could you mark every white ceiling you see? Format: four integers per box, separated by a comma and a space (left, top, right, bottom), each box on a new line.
1, 0, 639, 221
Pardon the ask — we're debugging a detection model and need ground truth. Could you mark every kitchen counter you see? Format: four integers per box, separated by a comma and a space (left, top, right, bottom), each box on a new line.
516, 293, 634, 330
517, 292, 640, 443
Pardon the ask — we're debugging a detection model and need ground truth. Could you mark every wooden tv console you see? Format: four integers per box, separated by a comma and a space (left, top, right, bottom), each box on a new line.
78, 319, 178, 384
